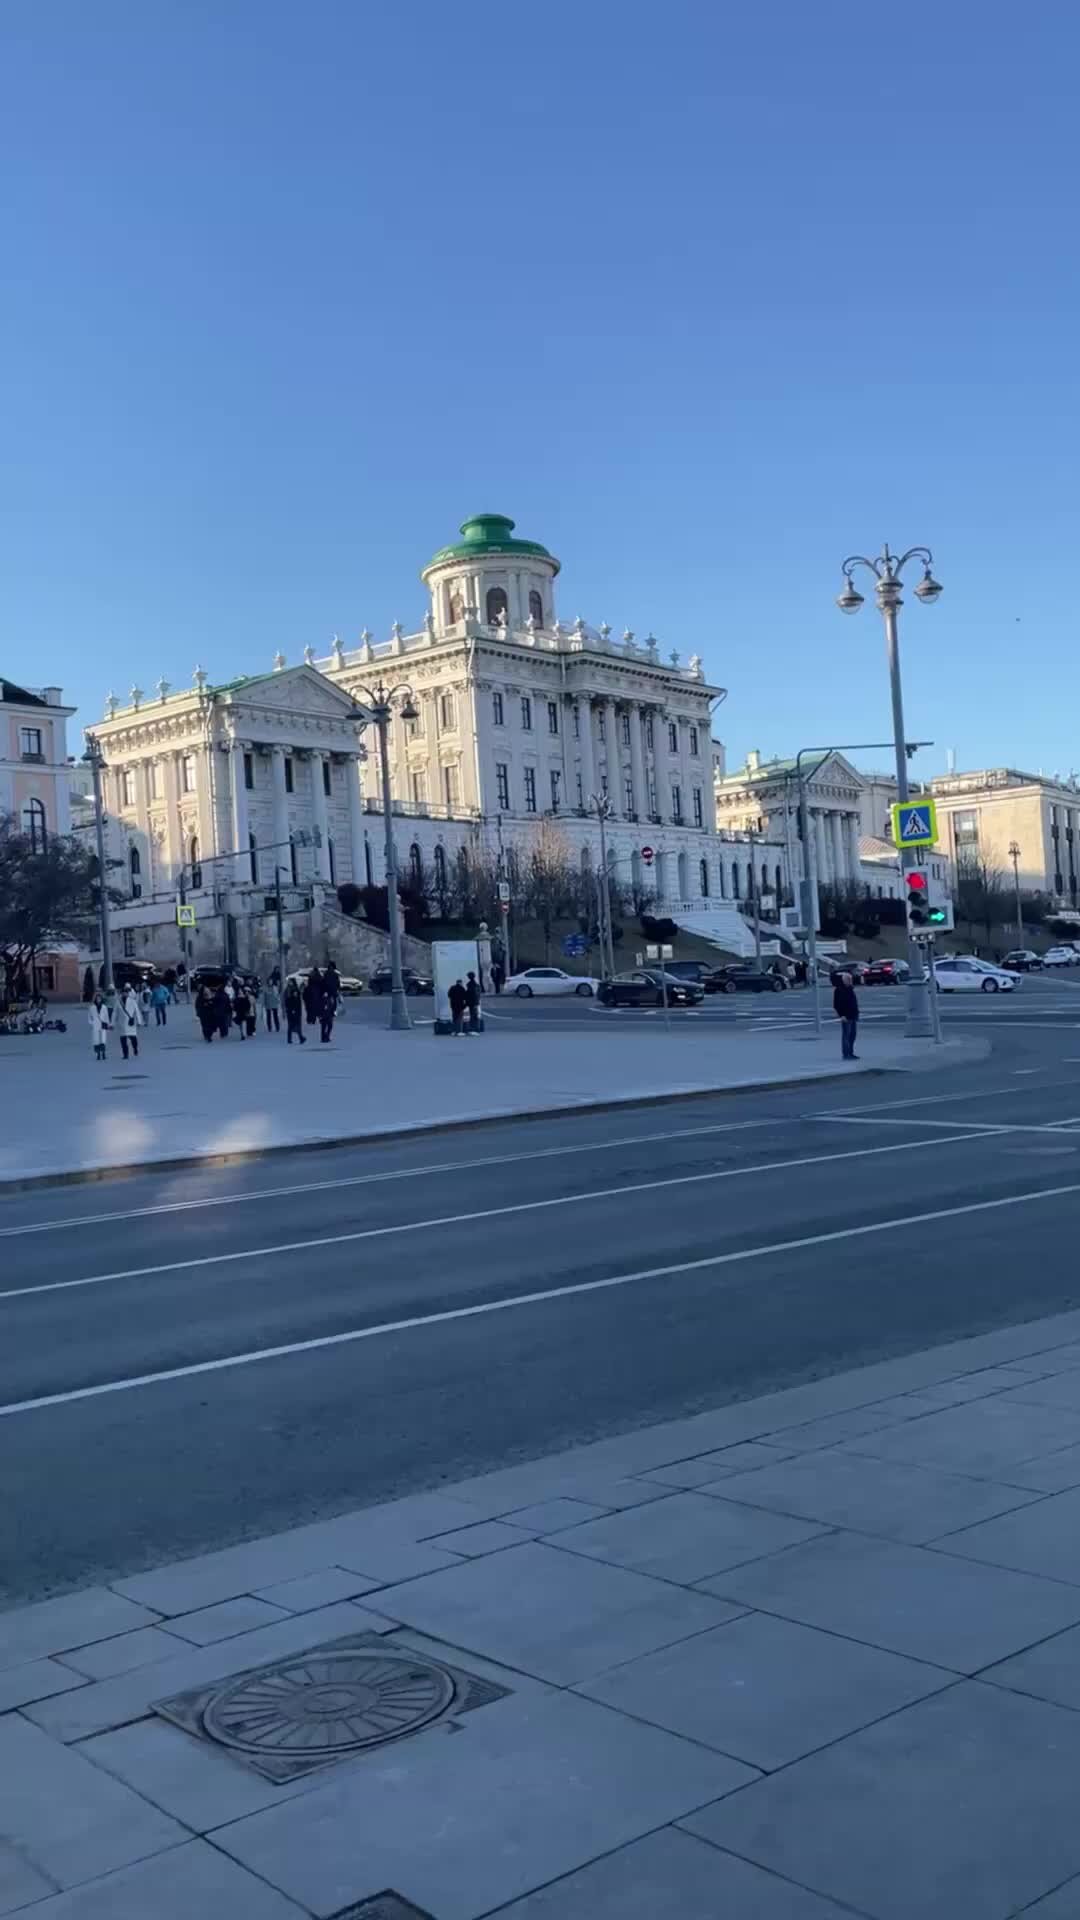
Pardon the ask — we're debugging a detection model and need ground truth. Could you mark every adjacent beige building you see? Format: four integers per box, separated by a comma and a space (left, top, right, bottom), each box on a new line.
930, 767, 1080, 903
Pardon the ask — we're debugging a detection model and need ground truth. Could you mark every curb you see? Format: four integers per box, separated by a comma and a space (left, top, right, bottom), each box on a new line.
0, 1067, 890, 1195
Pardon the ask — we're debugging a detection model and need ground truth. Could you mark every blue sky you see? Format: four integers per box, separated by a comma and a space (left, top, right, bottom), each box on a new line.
3, 0, 1078, 785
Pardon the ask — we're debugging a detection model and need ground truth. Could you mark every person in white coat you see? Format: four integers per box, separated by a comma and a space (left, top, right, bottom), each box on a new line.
118, 985, 143, 1061
88, 993, 111, 1062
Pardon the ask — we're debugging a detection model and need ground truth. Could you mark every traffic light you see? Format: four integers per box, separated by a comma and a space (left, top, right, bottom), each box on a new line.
906, 870, 929, 930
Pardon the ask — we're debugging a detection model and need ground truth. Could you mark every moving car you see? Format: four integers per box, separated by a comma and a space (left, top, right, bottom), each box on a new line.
864, 958, 911, 985
664, 961, 727, 993
504, 966, 597, 997
368, 965, 433, 995
598, 969, 705, 1008
933, 957, 1018, 993
1041, 946, 1079, 968
711, 962, 786, 995
1001, 950, 1042, 972
288, 968, 365, 994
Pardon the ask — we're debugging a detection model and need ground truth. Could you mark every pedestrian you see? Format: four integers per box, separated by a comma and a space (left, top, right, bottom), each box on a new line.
195, 983, 216, 1043
491, 959, 505, 995
263, 974, 281, 1034
233, 983, 252, 1038
318, 970, 338, 1044
448, 977, 468, 1036
88, 991, 110, 1062
303, 966, 322, 1028
832, 969, 860, 1061
464, 970, 481, 1033
284, 976, 306, 1044
118, 984, 143, 1061
213, 983, 232, 1039
150, 980, 170, 1027
138, 981, 153, 1023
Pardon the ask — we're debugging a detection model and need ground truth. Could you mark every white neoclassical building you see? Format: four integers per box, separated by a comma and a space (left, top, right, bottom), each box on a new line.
87, 513, 730, 967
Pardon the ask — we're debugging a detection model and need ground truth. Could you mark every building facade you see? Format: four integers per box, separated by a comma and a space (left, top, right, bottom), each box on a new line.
1, 679, 74, 844
930, 767, 1080, 902
85, 514, 730, 967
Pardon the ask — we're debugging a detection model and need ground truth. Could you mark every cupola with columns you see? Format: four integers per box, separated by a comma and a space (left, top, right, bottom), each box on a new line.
421, 513, 561, 637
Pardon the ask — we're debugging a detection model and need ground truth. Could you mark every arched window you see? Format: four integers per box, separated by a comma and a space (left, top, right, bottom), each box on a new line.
409, 842, 423, 888
731, 861, 740, 898
699, 858, 710, 898
433, 844, 448, 897
528, 588, 543, 625
328, 837, 336, 885
746, 863, 754, 899
449, 588, 464, 624
775, 862, 782, 901
718, 861, 726, 898
289, 835, 298, 885
249, 832, 259, 885
364, 837, 374, 886
129, 845, 142, 899
22, 798, 46, 852
190, 835, 202, 889
486, 586, 508, 627
677, 849, 689, 901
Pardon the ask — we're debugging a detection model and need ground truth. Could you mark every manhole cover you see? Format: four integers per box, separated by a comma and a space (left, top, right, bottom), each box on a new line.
154, 1632, 508, 1781
332, 1898, 436, 1920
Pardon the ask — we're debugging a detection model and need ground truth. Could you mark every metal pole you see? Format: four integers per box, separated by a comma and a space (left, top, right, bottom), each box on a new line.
596, 801, 615, 978
880, 590, 933, 1038
87, 742, 114, 997
748, 822, 763, 972
274, 864, 286, 989
798, 760, 822, 1035
377, 707, 411, 1032
1010, 843, 1023, 945
926, 936, 943, 1043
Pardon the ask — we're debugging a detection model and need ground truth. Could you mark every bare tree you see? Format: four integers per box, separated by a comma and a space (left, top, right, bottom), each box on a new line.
520, 821, 578, 962
0, 813, 103, 1003
955, 851, 1009, 950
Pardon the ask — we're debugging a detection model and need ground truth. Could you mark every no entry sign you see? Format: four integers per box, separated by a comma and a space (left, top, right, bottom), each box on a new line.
641, 846, 654, 865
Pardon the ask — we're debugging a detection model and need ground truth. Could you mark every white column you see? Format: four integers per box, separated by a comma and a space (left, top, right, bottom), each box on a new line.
678, 718, 692, 827
162, 752, 180, 886
845, 812, 859, 880
828, 810, 842, 883
310, 751, 331, 881
815, 809, 830, 884
270, 745, 289, 874
230, 743, 249, 886
605, 699, 619, 812
578, 699, 596, 803
629, 702, 646, 819
347, 755, 366, 881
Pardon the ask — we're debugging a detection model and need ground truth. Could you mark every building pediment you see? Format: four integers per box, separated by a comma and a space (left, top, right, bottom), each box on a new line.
220, 665, 359, 722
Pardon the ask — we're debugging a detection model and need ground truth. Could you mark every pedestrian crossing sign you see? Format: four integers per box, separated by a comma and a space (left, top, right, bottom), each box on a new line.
891, 798, 938, 848
176, 903, 196, 927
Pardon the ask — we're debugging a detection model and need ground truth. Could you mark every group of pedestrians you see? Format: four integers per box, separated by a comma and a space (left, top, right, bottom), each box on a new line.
88, 983, 148, 1062
447, 970, 482, 1035
89, 961, 345, 1061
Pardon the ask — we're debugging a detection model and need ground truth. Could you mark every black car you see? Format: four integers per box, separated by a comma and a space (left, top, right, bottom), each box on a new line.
711, 963, 786, 995
599, 968, 705, 1008
111, 960, 162, 992
368, 966, 434, 995
189, 965, 260, 994
1001, 949, 1042, 972
864, 958, 910, 985
663, 961, 726, 994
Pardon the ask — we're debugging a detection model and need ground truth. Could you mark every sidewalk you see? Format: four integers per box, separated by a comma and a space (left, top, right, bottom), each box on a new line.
0, 1010, 983, 1186
10, 1314, 1080, 1913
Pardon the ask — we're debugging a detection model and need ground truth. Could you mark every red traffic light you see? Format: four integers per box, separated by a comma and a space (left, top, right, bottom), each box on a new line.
906, 872, 928, 893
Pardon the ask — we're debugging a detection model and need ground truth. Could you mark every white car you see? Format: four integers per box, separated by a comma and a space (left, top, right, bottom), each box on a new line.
933, 957, 1018, 993
504, 966, 598, 998
1041, 946, 1079, 967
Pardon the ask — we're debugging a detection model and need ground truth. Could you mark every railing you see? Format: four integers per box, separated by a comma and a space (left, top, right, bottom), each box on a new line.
361, 797, 480, 822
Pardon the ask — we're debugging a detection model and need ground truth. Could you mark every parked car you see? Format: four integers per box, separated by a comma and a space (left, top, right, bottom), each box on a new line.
864, 958, 911, 985
503, 967, 597, 997
368, 966, 433, 995
933, 957, 1018, 993
663, 961, 727, 993
1041, 946, 1079, 967
711, 963, 786, 995
599, 969, 705, 1008
111, 960, 162, 991
1001, 950, 1042, 972
288, 968, 364, 994
189, 965, 260, 994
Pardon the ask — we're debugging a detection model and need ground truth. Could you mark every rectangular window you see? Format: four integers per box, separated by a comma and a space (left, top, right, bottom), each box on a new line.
690, 725, 699, 755
122, 769, 136, 807
492, 691, 504, 726
668, 721, 678, 754
597, 709, 606, 741
573, 705, 581, 738
19, 726, 43, 758
322, 758, 332, 797
148, 761, 161, 800
576, 772, 584, 808
411, 772, 427, 809
547, 701, 559, 736
243, 753, 253, 792
693, 788, 704, 827
648, 780, 657, 814
624, 777, 634, 815
524, 766, 537, 812
36, 963, 55, 991
122, 929, 136, 958
645, 716, 654, 750
672, 782, 683, 823
600, 773, 608, 797
440, 692, 456, 730
521, 695, 532, 731
621, 712, 631, 747
496, 762, 510, 810
181, 753, 196, 793
284, 757, 294, 794
443, 764, 459, 808
952, 810, 979, 849
550, 769, 561, 811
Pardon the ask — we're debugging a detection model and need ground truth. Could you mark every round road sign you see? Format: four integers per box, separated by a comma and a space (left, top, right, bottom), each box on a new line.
641, 846, 654, 865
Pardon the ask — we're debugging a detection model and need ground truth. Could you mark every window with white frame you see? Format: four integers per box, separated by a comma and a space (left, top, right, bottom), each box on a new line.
573, 704, 581, 738
550, 769, 561, 811
121, 769, 136, 807
496, 762, 510, 810
150, 761, 162, 799
521, 695, 532, 731
492, 690, 504, 726
667, 721, 678, 754
692, 788, 704, 828
620, 712, 631, 747
547, 701, 559, 735
523, 766, 537, 812
440, 692, 456, 731
411, 771, 427, 809
443, 764, 459, 809
689, 725, 699, 755
576, 771, 584, 807
624, 777, 634, 814
672, 782, 683, 822
645, 715, 654, 750
19, 726, 43, 759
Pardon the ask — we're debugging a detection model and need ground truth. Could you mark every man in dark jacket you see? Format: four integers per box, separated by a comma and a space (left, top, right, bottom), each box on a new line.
832, 970, 860, 1060
284, 977, 306, 1044
447, 978, 468, 1036
464, 971, 481, 1033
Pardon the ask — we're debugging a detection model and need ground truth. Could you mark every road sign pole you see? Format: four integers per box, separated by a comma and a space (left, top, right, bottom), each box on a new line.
882, 598, 933, 1039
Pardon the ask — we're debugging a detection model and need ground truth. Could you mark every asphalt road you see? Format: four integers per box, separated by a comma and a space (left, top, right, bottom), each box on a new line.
4, 985, 1080, 1604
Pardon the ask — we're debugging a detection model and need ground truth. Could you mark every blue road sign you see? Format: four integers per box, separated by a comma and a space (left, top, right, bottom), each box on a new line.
891, 798, 938, 848
562, 933, 587, 956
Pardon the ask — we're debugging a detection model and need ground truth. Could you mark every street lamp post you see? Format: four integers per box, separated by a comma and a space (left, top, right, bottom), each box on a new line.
349, 683, 418, 1031
588, 791, 615, 978
836, 545, 943, 1038
81, 736, 114, 998
1009, 841, 1024, 946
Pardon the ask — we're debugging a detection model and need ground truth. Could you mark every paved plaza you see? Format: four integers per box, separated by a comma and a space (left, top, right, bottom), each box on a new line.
10, 1309, 1080, 1913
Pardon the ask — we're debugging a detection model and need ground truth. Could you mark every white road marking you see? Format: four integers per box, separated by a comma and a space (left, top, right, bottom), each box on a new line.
818, 1076, 1080, 1116
0, 1116, 781, 1241
818, 1114, 1080, 1136
5, 1176, 1080, 1420
0, 1130, 996, 1302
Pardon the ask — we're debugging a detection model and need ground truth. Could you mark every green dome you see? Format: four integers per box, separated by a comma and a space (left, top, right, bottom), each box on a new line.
423, 513, 559, 575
